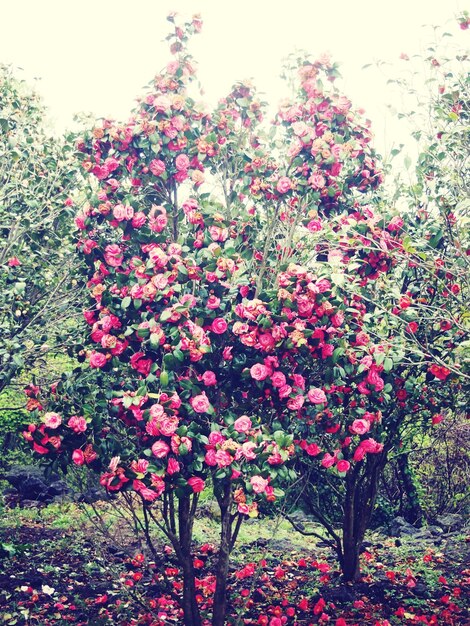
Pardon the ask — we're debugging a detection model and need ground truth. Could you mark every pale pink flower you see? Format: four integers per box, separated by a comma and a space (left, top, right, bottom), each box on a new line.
234, 415, 252, 433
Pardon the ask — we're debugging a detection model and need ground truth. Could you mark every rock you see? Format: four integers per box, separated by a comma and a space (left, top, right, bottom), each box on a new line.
436, 514, 464, 532
4, 465, 70, 505
428, 525, 444, 536
322, 585, 355, 603
389, 516, 420, 537
78, 486, 109, 504
412, 582, 430, 598
21, 499, 44, 508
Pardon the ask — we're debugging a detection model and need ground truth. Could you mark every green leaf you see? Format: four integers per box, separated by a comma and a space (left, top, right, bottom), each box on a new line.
121, 296, 131, 309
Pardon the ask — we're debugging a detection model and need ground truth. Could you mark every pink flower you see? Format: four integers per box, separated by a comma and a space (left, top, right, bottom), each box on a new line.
202, 370, 217, 386
151, 441, 170, 458
204, 449, 217, 466
89, 351, 108, 368
278, 384, 292, 399
387, 216, 404, 232
250, 363, 269, 381
208, 431, 225, 446
238, 441, 257, 461
149, 159, 166, 176
355, 331, 370, 346
132, 212, 147, 228
276, 176, 293, 194
306, 443, 321, 457
7, 257, 21, 267
175, 154, 190, 171
103, 244, 123, 267
206, 295, 221, 310
43, 412, 62, 429
234, 415, 252, 433
215, 449, 232, 467
167, 457, 180, 475
349, 419, 370, 436
250, 475, 268, 494
271, 371, 287, 388
67, 415, 87, 433
307, 220, 322, 232
190, 392, 211, 413
211, 317, 228, 334
188, 477, 205, 493
287, 395, 305, 410
321, 453, 336, 468
72, 449, 85, 465
336, 459, 350, 473
307, 388, 327, 404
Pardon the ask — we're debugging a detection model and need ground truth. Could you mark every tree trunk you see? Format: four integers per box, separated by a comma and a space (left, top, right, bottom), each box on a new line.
181, 559, 202, 626
212, 484, 233, 626
340, 454, 387, 582
178, 496, 202, 626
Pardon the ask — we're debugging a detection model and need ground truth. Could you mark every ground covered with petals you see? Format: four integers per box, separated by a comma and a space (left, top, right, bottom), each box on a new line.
0, 505, 469, 625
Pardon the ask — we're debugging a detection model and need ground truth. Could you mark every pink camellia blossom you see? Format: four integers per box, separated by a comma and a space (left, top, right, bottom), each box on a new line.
233, 415, 252, 433
149, 159, 166, 176
89, 351, 108, 369
250, 363, 269, 381
206, 295, 221, 310
208, 431, 225, 446
336, 459, 351, 473
307, 388, 327, 404
305, 443, 321, 456
238, 441, 257, 461
349, 419, 370, 436
175, 154, 190, 171
321, 453, 336, 468
113, 204, 134, 222
8, 257, 21, 266
287, 395, 305, 410
72, 449, 85, 465
271, 371, 287, 388
278, 384, 292, 399
276, 176, 293, 194
204, 449, 217, 466
250, 475, 268, 494
190, 392, 211, 413
151, 441, 170, 458
130, 459, 149, 475
67, 415, 87, 433
307, 219, 322, 232
132, 212, 147, 228
215, 449, 232, 467
355, 331, 370, 346
159, 417, 179, 437
202, 370, 217, 386
103, 244, 123, 267
167, 457, 180, 475
188, 477, 205, 493
43, 412, 62, 429
387, 216, 404, 232
211, 318, 228, 334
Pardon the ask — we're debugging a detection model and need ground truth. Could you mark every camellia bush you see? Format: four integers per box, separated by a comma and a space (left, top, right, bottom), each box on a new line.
0, 65, 82, 394
22, 13, 468, 624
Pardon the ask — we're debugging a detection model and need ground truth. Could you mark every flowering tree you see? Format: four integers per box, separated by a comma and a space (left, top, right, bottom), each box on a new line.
22, 11, 468, 623
0, 64, 81, 395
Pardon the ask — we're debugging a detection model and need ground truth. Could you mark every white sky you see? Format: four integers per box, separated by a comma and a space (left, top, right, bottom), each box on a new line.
0, 0, 467, 155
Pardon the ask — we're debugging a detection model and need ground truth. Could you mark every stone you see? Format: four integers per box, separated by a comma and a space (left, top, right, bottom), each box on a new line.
4, 465, 70, 505
436, 514, 464, 532
389, 516, 420, 537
